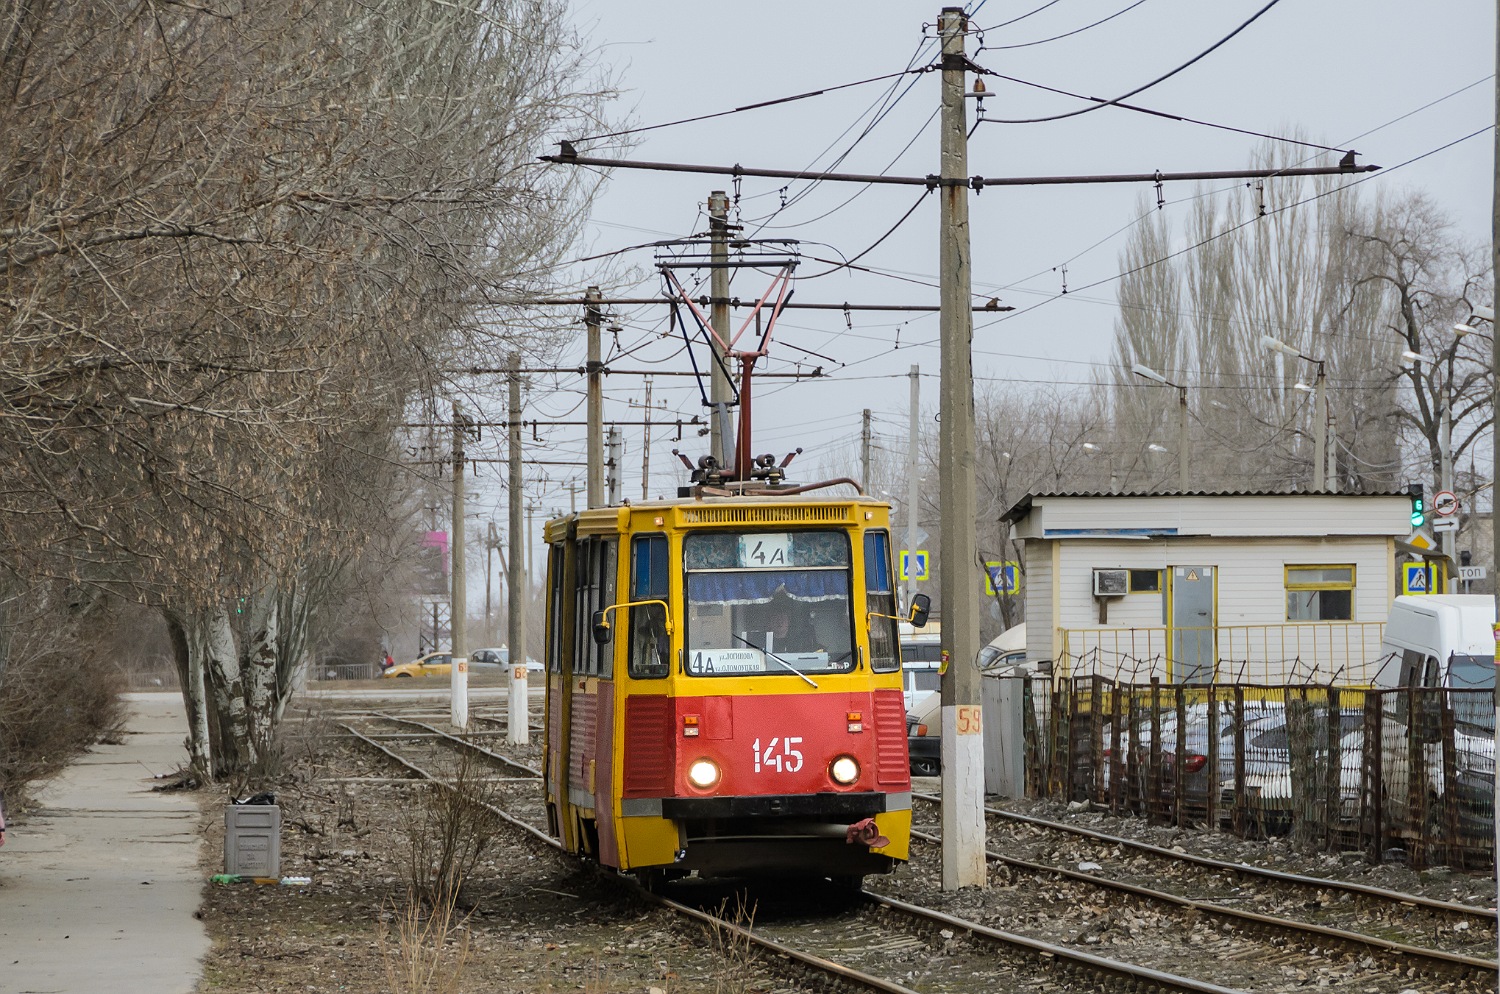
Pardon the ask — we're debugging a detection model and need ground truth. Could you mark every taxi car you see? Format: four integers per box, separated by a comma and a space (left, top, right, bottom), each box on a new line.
380, 651, 452, 678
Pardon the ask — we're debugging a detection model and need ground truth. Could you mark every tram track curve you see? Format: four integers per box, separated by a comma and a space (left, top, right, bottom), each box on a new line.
337, 709, 1258, 994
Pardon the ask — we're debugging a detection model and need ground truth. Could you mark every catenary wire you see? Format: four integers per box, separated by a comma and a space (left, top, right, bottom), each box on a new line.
980, 0, 1152, 50
569, 70, 918, 145
981, 0, 1283, 125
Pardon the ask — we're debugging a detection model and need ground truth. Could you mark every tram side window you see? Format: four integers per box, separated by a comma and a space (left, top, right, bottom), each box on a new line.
864, 530, 899, 672
547, 544, 565, 674
572, 538, 618, 678
629, 535, 671, 679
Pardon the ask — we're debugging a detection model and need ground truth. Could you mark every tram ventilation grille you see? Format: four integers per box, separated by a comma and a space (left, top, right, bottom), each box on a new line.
678, 505, 853, 525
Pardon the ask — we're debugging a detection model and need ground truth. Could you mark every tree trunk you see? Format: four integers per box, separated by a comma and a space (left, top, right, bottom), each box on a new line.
164, 610, 214, 777
191, 605, 253, 775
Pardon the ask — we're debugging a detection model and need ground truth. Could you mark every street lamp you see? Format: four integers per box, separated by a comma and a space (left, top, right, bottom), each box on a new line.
1130, 363, 1191, 492
1261, 335, 1330, 492
1454, 303, 1494, 337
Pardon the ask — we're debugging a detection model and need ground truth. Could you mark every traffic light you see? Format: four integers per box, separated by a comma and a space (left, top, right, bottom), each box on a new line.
1406, 483, 1425, 527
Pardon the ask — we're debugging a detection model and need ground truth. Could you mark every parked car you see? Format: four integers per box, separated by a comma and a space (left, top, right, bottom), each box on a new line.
906, 691, 941, 777
472, 647, 544, 671
1217, 710, 1367, 832
381, 651, 452, 678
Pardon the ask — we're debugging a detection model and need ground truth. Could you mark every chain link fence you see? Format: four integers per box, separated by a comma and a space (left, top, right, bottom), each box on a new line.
1022, 676, 1496, 869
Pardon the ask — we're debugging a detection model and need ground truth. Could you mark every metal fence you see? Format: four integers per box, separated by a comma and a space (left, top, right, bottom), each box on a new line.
1025, 676, 1496, 869
1057, 623, 1388, 685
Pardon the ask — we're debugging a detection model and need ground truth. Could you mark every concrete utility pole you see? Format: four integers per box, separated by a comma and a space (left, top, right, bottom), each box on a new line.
607, 426, 622, 505
1491, 12, 1499, 973
642, 376, 654, 499
586, 286, 604, 508
860, 408, 872, 493
709, 190, 733, 468
937, 5, 985, 891
905, 365, 921, 611
1326, 408, 1338, 495
1313, 362, 1328, 492
507, 354, 528, 745
485, 521, 500, 639
1440, 401, 1454, 590
450, 401, 469, 730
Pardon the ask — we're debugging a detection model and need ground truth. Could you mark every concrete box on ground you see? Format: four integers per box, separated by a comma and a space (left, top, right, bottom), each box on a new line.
224, 804, 281, 876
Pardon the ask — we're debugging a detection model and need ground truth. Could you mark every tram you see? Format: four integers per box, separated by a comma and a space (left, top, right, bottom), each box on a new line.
541, 476, 928, 883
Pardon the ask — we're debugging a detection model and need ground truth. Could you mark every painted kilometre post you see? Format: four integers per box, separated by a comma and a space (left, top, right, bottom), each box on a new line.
936, 5, 987, 891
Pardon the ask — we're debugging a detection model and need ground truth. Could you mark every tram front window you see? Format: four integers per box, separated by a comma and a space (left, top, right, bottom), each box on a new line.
683, 530, 855, 677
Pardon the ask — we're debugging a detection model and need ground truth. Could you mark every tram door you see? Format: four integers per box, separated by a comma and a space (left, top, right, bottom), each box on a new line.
564, 534, 619, 864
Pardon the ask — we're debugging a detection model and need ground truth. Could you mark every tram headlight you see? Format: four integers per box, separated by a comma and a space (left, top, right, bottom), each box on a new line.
830, 755, 860, 785
687, 758, 720, 789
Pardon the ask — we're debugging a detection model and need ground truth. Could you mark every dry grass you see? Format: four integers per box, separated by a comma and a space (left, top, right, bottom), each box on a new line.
378, 886, 472, 994
399, 741, 505, 907
0, 647, 128, 803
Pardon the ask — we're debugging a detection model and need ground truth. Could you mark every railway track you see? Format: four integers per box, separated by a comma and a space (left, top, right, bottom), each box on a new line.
893, 792, 1493, 991
334, 705, 1487, 993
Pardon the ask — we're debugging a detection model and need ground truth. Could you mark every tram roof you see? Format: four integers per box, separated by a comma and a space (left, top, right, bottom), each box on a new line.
543, 491, 893, 542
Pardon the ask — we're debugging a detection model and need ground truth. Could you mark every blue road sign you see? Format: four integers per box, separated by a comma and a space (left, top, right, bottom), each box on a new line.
900, 550, 929, 582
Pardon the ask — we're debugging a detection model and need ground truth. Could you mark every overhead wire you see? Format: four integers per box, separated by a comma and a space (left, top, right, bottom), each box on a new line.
980, 0, 1152, 50
569, 70, 919, 146
981, 0, 1283, 125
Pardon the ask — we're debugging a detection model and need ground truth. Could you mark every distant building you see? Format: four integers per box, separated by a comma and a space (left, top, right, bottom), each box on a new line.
1002, 491, 1415, 685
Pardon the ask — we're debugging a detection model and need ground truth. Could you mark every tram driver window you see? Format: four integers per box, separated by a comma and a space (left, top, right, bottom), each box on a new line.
864, 530, 899, 672
629, 535, 670, 679
682, 530, 856, 676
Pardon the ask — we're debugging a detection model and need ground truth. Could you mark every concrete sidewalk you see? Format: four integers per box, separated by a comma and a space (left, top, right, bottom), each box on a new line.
1, 692, 208, 994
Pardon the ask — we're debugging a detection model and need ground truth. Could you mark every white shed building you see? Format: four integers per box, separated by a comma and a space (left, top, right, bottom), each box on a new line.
1002, 492, 1414, 686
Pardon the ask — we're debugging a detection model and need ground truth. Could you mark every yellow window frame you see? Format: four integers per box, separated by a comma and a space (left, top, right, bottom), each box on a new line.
1284, 564, 1356, 591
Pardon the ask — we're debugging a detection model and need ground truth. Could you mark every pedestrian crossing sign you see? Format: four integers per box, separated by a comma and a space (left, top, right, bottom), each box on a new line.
1401, 561, 1432, 595
899, 550, 929, 582
985, 561, 1020, 596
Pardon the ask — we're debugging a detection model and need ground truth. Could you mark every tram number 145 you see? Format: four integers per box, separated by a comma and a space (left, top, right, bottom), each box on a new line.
752, 737, 804, 773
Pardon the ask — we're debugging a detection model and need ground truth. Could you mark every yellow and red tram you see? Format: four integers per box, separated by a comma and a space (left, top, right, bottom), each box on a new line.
542, 494, 924, 883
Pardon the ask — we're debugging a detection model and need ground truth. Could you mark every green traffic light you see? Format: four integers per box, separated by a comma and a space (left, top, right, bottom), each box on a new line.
1410, 497, 1425, 527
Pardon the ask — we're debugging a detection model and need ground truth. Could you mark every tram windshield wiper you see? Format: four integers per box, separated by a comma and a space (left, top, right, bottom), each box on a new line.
732, 633, 818, 687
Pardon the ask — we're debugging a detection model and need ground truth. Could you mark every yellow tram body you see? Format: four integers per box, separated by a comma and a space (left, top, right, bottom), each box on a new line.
542, 494, 915, 881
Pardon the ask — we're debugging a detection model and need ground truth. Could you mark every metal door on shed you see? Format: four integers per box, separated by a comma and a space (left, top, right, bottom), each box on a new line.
1167, 565, 1215, 683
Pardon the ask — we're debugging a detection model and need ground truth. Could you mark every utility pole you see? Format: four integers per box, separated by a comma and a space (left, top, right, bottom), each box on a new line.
937, 5, 985, 890
905, 365, 921, 612
860, 408, 872, 493
450, 401, 469, 731
709, 190, 733, 468
1313, 361, 1327, 492
586, 286, 604, 508
641, 376, 653, 499
607, 426, 623, 504
1440, 400, 1454, 590
1326, 407, 1338, 495
1490, 11, 1500, 968
485, 521, 499, 640
526, 502, 535, 597
1175, 386, 1189, 493
507, 354, 528, 745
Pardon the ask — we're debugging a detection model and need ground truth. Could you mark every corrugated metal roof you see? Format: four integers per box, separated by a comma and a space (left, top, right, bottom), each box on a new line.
1001, 489, 1411, 524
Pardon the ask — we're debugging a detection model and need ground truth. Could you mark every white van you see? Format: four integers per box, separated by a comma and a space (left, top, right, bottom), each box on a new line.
1373, 595, 1495, 839
899, 632, 942, 711
1374, 595, 1495, 691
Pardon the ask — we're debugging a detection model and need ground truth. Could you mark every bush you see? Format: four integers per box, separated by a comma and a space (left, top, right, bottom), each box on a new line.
0, 648, 128, 803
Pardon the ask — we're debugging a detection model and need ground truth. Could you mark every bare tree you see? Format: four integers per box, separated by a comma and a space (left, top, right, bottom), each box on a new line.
0, 0, 616, 776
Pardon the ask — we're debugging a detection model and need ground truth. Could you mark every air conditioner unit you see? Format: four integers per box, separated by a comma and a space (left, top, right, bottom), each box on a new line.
1092, 568, 1128, 597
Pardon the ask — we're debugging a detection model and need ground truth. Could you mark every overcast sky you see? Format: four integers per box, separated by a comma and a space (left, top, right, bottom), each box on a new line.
470, 0, 1495, 556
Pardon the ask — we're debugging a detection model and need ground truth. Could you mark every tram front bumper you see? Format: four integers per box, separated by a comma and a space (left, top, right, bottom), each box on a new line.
661, 791, 899, 820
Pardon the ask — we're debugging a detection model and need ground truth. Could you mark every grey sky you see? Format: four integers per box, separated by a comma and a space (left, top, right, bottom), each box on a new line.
487, 1, 1494, 530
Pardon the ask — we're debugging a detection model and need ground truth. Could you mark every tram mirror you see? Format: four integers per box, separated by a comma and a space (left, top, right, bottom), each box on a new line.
590, 610, 612, 645
908, 594, 931, 629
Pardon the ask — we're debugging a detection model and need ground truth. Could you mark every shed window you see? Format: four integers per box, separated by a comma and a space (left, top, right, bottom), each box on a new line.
1128, 569, 1162, 593
1285, 564, 1354, 621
